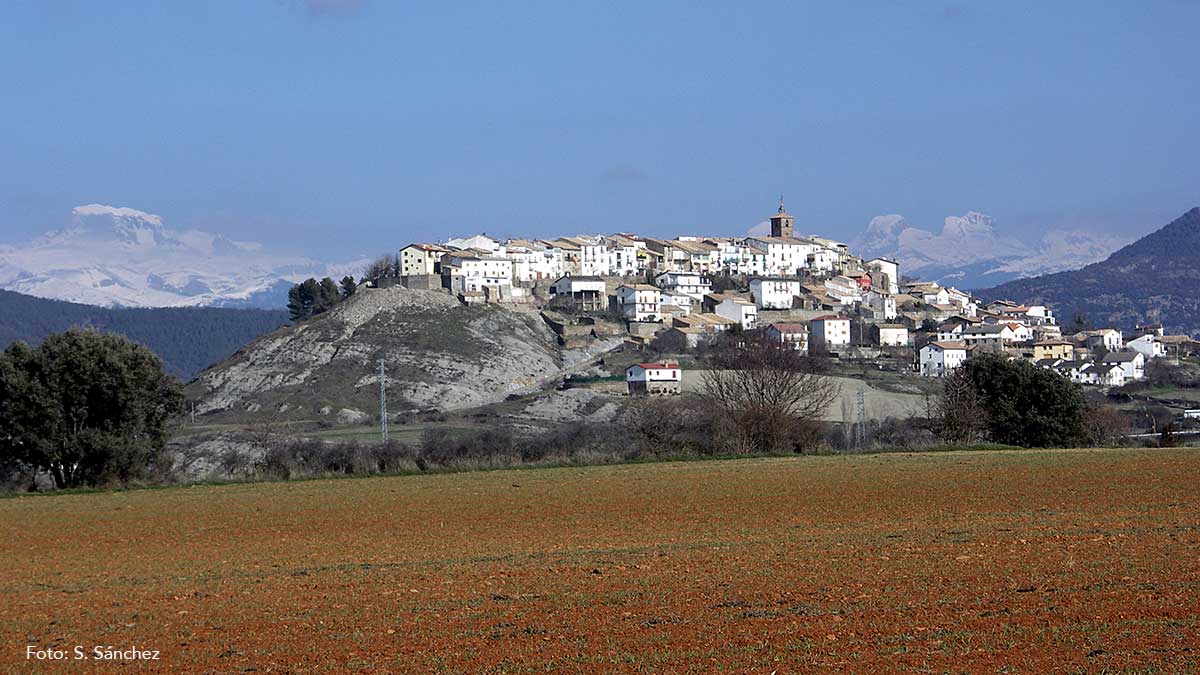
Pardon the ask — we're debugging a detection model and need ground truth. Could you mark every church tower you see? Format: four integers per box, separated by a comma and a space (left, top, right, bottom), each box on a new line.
769, 196, 794, 238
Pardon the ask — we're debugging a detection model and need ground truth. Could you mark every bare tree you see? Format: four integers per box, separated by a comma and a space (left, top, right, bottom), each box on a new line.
700, 332, 840, 453
927, 368, 989, 445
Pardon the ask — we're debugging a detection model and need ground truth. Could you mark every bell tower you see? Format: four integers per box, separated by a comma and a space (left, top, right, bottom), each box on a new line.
769, 196, 794, 238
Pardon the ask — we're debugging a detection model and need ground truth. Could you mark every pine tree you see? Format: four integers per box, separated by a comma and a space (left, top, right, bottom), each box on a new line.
340, 275, 357, 299
317, 277, 340, 313
287, 284, 307, 322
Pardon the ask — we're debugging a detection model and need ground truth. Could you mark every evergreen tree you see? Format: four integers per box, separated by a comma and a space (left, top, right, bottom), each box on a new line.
0, 329, 185, 488
340, 276, 358, 299
317, 277, 341, 313
957, 353, 1087, 448
287, 284, 307, 322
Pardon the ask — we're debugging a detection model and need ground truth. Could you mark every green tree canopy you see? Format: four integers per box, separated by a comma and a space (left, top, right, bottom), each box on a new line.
958, 353, 1087, 448
0, 329, 185, 488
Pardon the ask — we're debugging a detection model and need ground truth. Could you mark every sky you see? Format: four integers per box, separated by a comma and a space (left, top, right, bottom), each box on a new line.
1, 0, 1198, 260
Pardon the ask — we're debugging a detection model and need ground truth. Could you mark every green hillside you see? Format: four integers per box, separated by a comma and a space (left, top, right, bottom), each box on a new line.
0, 289, 288, 380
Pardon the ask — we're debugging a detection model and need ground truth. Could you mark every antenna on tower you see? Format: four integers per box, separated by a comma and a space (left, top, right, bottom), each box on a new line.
378, 359, 388, 443
778, 195, 785, 213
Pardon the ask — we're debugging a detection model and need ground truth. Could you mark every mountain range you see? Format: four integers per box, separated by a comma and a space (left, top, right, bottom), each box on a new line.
850, 211, 1132, 289
0, 205, 366, 309
978, 207, 1200, 337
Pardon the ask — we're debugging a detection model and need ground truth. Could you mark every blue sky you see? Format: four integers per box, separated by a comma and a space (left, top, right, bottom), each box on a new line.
2, 0, 1197, 259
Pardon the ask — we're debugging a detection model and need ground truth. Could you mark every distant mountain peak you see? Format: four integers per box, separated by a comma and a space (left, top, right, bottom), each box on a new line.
851, 210, 1131, 288
0, 205, 366, 309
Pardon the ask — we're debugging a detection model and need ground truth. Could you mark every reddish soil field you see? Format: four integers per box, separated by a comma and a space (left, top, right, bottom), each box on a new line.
1, 448, 1198, 673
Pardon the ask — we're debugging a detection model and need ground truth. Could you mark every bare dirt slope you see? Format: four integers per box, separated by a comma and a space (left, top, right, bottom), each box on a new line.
191, 286, 618, 423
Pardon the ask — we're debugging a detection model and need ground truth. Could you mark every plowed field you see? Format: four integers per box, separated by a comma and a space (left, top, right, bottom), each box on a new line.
2, 448, 1198, 673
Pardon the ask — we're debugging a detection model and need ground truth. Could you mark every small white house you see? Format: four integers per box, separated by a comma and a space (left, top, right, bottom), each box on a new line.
919, 341, 970, 377
399, 243, 449, 277
1100, 350, 1145, 382
810, 315, 851, 348
1087, 329, 1124, 352
654, 271, 712, 300
615, 284, 662, 322
749, 277, 803, 310
865, 257, 900, 295
873, 324, 910, 347
1127, 333, 1166, 360
765, 322, 809, 353
441, 255, 513, 294
626, 362, 681, 396
549, 275, 606, 311
713, 297, 758, 329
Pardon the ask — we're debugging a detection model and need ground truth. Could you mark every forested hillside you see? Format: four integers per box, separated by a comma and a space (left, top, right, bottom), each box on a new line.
0, 290, 288, 380
979, 208, 1200, 337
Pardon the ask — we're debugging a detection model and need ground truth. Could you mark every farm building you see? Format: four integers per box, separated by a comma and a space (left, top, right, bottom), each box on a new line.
626, 362, 682, 397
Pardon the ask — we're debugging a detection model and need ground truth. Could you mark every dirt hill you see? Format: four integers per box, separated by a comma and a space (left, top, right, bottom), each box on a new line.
190, 286, 620, 424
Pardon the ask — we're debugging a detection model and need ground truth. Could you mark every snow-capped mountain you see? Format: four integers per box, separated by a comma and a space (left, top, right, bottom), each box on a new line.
851, 211, 1131, 288
0, 205, 367, 308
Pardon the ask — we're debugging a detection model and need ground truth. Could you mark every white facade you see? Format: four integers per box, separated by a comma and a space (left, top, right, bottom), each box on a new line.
864, 290, 898, 320
655, 271, 712, 300
506, 244, 565, 281
920, 341, 969, 377
765, 323, 809, 353
399, 244, 445, 277
865, 258, 900, 295
1127, 334, 1166, 360
749, 278, 802, 310
810, 316, 851, 347
443, 256, 513, 293
713, 298, 758, 329
615, 285, 662, 322
747, 237, 817, 276
875, 325, 909, 347
1087, 329, 1124, 352
713, 240, 768, 276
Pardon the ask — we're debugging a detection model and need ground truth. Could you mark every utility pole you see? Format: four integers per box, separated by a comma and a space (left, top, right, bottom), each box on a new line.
378, 359, 388, 443
855, 389, 867, 448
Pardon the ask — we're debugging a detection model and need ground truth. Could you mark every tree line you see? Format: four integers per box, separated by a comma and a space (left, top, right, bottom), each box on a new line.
287, 276, 357, 322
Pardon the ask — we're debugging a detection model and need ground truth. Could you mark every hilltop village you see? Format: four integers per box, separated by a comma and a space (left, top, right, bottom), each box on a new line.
381, 202, 1198, 391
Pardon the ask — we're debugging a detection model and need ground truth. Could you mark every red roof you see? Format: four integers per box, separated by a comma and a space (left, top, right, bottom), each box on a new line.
770, 322, 808, 333
811, 314, 848, 322
632, 362, 680, 370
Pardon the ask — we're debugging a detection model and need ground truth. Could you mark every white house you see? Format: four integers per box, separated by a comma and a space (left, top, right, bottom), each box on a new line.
863, 290, 898, 320
1100, 350, 1145, 382
749, 277, 803, 310
441, 255, 513, 294
713, 297, 758, 329
713, 239, 768, 276
654, 271, 712, 300
549, 275, 606, 311
626, 362, 681, 396
1127, 333, 1166, 360
615, 284, 662, 322
765, 322, 809, 353
660, 291, 694, 317
919, 341, 970, 377
810, 315, 851, 348
399, 243, 449, 277
504, 240, 565, 281
865, 258, 900, 295
747, 237, 817, 276
873, 324, 909, 347
1086, 329, 1124, 352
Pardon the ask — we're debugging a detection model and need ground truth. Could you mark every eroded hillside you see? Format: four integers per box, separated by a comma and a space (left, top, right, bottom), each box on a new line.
192, 286, 619, 423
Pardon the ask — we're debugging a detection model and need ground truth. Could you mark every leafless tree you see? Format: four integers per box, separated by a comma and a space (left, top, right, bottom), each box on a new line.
926, 368, 989, 444
700, 332, 840, 453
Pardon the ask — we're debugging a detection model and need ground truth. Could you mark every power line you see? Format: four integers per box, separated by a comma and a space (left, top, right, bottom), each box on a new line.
379, 355, 388, 444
